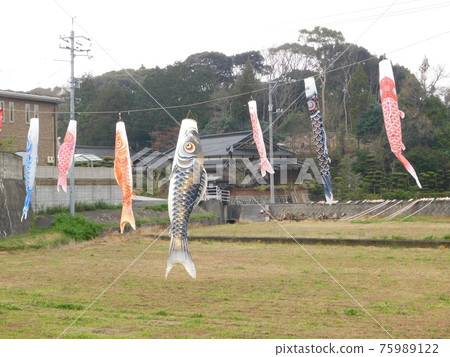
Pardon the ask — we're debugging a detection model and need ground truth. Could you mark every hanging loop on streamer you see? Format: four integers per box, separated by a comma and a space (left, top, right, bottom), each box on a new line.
186, 110, 197, 120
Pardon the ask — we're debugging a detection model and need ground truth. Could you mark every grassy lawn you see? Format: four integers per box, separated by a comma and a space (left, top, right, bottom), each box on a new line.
189, 218, 450, 241
0, 222, 449, 339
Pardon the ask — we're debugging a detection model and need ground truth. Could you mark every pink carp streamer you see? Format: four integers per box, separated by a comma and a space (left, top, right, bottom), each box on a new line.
57, 120, 77, 192
248, 100, 274, 177
0, 107, 3, 132
114, 120, 136, 233
379, 59, 422, 188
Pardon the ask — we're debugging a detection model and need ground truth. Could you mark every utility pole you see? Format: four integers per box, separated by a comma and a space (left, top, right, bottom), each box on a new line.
268, 82, 279, 204
60, 19, 91, 215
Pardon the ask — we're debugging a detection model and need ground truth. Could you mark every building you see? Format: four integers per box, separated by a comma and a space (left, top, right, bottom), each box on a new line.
0, 90, 61, 165
134, 130, 308, 203
163, 130, 299, 186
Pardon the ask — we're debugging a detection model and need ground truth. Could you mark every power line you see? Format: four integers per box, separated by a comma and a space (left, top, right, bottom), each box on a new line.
13, 16, 446, 119
53, 0, 180, 127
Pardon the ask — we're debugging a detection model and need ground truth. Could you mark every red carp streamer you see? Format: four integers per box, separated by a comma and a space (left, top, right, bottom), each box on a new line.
379, 59, 422, 188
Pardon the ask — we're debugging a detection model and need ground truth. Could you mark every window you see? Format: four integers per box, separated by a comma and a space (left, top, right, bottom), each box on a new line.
34, 104, 39, 118
25, 103, 30, 124
9, 102, 14, 123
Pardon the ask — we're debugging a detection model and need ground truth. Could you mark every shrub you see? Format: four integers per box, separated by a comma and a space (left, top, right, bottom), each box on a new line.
52, 213, 103, 241
144, 203, 168, 212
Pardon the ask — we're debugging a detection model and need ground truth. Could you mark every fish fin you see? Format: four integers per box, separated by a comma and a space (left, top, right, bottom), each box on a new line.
394, 152, 422, 189
194, 168, 208, 207
119, 204, 136, 233
57, 175, 67, 192
322, 174, 334, 205
166, 236, 196, 279
260, 158, 274, 177
399, 110, 405, 119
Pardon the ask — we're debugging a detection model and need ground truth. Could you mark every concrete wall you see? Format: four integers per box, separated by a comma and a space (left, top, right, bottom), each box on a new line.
0, 151, 23, 179
0, 152, 30, 237
33, 166, 122, 211
268, 201, 450, 219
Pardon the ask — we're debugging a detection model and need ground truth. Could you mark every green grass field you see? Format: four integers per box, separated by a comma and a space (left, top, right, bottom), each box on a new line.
0, 219, 449, 339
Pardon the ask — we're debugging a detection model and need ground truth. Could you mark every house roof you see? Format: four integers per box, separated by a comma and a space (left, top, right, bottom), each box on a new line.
75, 145, 115, 158
75, 145, 136, 159
134, 130, 297, 171
164, 130, 296, 160
0, 90, 61, 104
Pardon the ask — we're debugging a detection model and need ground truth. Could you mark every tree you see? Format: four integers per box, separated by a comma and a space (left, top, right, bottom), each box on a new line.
263, 43, 309, 80
297, 27, 346, 120
419, 56, 449, 97
231, 59, 261, 130
232, 51, 267, 77
347, 64, 377, 133
184, 51, 233, 86
75, 76, 98, 145
356, 103, 383, 144
85, 82, 130, 146
397, 70, 435, 149
334, 154, 362, 200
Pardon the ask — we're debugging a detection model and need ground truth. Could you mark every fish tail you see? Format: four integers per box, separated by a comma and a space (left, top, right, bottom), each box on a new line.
21, 191, 32, 222
165, 234, 196, 279
57, 174, 67, 192
322, 174, 333, 205
119, 203, 136, 233
394, 152, 422, 189
260, 158, 274, 177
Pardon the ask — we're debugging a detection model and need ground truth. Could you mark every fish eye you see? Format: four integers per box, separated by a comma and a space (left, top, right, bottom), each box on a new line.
184, 142, 195, 153
307, 100, 316, 111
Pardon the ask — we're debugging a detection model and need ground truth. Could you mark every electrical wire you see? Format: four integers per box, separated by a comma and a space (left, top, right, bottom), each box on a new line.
53, 0, 181, 127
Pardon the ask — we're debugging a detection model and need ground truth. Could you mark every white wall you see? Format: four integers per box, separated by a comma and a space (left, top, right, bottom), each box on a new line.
33, 166, 122, 211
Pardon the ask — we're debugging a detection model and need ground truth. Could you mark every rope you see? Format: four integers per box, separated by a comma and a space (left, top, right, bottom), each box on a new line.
251, 197, 394, 339
401, 198, 435, 220
386, 199, 419, 220
58, 225, 169, 338
342, 200, 390, 221
366, 199, 403, 219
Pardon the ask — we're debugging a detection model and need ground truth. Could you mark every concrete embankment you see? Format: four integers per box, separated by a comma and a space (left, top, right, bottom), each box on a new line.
0, 152, 30, 237
233, 199, 450, 222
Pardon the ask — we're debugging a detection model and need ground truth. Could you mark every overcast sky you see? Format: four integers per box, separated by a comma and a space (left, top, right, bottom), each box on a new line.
1, 0, 449, 92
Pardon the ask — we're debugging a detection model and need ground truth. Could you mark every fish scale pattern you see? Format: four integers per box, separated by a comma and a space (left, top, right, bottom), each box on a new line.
169, 161, 206, 249
310, 109, 331, 177
305, 87, 333, 203
380, 78, 405, 154
115, 156, 133, 206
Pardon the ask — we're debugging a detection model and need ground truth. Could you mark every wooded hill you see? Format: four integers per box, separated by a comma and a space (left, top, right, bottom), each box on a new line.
32, 27, 450, 200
